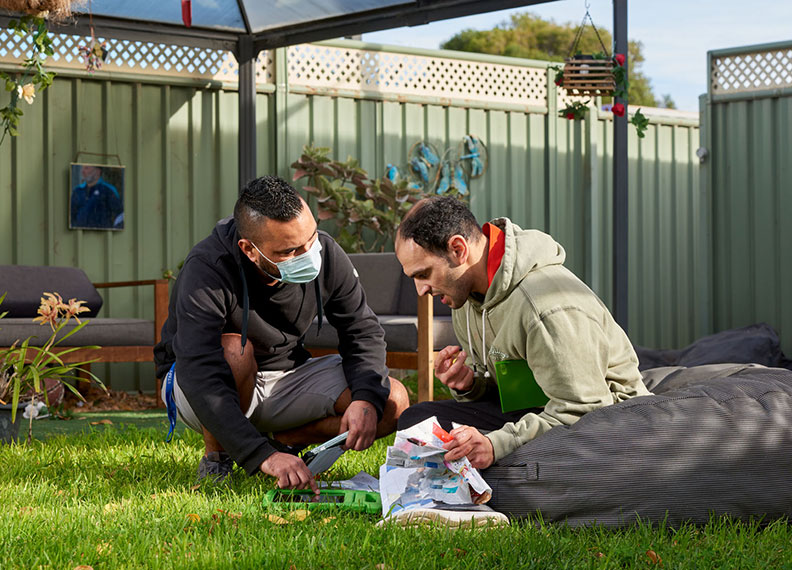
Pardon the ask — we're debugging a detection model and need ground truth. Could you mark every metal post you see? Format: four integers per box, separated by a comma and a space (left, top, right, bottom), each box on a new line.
237, 35, 257, 192
612, 0, 629, 331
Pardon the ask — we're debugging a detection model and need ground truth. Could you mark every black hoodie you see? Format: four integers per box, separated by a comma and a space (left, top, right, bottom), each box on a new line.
153, 216, 389, 475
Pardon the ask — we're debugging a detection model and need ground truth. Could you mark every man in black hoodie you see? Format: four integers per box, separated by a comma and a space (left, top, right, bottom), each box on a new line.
154, 176, 408, 489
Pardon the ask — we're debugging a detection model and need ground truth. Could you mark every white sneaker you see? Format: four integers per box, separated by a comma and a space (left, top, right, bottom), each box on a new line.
378, 505, 510, 529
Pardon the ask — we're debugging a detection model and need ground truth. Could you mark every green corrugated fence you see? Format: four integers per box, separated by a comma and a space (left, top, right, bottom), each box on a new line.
700, 40, 792, 360
0, 38, 709, 391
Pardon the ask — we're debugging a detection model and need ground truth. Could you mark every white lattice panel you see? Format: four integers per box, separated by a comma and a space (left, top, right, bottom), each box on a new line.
711, 48, 792, 95
288, 44, 548, 107
0, 29, 274, 84
557, 88, 592, 109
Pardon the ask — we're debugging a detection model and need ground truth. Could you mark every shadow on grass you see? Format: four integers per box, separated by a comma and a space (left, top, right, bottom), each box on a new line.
28, 410, 184, 440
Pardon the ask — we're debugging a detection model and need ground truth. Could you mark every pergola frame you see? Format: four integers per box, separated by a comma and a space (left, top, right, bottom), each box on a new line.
0, 0, 630, 329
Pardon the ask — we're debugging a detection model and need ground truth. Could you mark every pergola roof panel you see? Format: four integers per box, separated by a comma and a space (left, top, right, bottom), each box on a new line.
88, 0, 246, 33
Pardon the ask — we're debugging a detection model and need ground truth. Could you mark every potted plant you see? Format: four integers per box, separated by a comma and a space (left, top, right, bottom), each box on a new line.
0, 291, 105, 443
291, 145, 429, 253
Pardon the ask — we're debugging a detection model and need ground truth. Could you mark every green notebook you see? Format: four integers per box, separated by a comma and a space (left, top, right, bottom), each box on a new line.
494, 359, 550, 413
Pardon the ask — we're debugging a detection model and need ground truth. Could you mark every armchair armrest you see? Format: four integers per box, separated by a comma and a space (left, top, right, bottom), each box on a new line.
93, 279, 169, 343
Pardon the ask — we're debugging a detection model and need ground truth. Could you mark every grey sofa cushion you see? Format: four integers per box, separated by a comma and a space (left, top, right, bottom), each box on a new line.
307, 314, 457, 353
0, 265, 104, 318
347, 253, 403, 315
0, 318, 154, 347
483, 366, 792, 527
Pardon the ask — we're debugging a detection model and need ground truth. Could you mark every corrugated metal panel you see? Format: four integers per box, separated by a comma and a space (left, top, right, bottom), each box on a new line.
1, 45, 706, 392
587, 112, 703, 352
704, 90, 792, 358
0, 74, 267, 391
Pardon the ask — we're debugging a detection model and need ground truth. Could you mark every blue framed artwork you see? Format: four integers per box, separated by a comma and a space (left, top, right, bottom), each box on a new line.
69, 162, 125, 230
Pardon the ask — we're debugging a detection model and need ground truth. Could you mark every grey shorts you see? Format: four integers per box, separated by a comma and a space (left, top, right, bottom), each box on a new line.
161, 354, 348, 434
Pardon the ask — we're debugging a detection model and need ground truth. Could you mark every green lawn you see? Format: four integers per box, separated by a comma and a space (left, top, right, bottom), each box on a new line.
1, 418, 790, 569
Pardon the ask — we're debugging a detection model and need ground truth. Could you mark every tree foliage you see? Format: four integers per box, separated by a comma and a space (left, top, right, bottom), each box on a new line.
441, 12, 672, 108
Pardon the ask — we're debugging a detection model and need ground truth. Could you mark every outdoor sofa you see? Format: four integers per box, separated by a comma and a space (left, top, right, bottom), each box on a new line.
0, 264, 168, 373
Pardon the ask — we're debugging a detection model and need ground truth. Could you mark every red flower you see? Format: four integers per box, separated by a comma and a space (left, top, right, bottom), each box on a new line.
614, 53, 625, 67
611, 103, 625, 117
555, 76, 563, 86
565, 112, 576, 120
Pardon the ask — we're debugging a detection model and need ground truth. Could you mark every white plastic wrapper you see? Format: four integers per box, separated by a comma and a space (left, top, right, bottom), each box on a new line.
379, 416, 492, 517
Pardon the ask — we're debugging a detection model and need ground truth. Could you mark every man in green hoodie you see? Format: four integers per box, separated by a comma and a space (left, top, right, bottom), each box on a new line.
395, 196, 650, 471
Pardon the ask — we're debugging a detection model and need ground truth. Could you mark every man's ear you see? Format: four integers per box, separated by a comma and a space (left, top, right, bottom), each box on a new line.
238, 239, 257, 264
447, 235, 469, 266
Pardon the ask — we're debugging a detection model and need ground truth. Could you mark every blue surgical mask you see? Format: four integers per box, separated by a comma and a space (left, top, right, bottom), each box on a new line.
251, 238, 322, 284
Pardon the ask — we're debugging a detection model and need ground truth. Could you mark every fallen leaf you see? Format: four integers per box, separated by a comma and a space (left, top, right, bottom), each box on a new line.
17, 506, 35, 515
646, 550, 662, 565
594, 552, 605, 558
189, 484, 201, 491
287, 509, 311, 522
320, 516, 336, 525
103, 500, 129, 514
90, 419, 113, 425
265, 514, 290, 525
375, 564, 391, 570
96, 542, 112, 555
186, 513, 201, 523
454, 548, 467, 558
74, 566, 94, 570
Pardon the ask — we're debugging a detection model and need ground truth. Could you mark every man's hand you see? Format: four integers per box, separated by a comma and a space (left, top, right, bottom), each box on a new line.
260, 452, 318, 493
435, 346, 475, 392
340, 400, 377, 451
443, 425, 494, 469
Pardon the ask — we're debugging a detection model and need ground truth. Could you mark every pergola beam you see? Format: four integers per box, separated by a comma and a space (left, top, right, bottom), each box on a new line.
237, 35, 258, 192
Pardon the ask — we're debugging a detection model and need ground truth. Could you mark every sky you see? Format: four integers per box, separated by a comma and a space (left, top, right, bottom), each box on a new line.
362, 0, 792, 111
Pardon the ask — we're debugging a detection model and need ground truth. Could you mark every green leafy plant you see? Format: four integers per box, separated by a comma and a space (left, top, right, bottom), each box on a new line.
0, 15, 56, 144
0, 292, 105, 442
630, 108, 650, 138
291, 145, 430, 253
558, 100, 590, 121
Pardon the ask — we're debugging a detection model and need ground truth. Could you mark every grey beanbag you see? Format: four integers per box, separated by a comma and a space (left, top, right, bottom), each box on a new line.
482, 366, 792, 527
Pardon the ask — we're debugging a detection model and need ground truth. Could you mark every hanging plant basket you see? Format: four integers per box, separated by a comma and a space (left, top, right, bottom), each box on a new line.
562, 55, 616, 96
0, 0, 73, 20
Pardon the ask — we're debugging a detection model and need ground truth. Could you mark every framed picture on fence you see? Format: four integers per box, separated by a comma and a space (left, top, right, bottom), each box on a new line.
69, 162, 125, 231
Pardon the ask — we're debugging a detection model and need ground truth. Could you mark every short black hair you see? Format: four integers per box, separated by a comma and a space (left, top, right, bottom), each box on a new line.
234, 176, 304, 238
397, 196, 482, 256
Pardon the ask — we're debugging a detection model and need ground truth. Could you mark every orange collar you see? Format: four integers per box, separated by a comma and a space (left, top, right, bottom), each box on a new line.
482, 222, 505, 288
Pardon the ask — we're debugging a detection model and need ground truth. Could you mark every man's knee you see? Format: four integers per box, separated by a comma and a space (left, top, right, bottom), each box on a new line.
371, 377, 408, 437
387, 378, 409, 417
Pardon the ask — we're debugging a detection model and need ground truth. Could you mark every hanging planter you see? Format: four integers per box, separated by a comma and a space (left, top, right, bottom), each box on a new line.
0, 0, 74, 20
561, 54, 616, 96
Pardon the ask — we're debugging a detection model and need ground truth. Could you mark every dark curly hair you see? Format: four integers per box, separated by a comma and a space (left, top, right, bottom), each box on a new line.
234, 176, 304, 238
397, 196, 482, 256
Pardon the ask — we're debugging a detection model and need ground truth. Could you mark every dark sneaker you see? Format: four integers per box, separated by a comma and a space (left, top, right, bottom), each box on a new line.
197, 451, 234, 483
